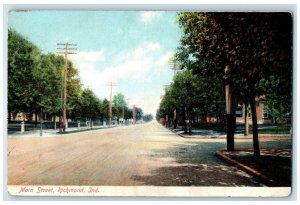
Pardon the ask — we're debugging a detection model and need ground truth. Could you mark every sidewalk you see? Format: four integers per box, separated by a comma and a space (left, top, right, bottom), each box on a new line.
169, 128, 291, 140
215, 148, 291, 187
7, 124, 119, 138
166, 126, 292, 186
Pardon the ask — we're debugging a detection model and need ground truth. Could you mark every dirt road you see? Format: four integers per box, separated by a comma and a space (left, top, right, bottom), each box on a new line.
8, 121, 287, 186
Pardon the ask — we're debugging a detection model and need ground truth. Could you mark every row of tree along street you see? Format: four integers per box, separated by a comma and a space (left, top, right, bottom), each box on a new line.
8, 29, 153, 131
157, 12, 292, 157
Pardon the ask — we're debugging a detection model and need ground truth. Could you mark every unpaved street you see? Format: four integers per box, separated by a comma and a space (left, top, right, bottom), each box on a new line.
8, 122, 288, 186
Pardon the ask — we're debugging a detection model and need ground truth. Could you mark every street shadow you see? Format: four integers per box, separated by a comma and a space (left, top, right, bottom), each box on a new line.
131, 141, 265, 186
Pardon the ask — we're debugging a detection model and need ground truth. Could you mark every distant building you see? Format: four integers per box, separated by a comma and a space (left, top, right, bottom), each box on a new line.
8, 112, 58, 122
236, 102, 273, 124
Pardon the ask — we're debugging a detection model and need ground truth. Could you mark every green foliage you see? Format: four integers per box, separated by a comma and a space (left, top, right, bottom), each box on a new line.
158, 69, 225, 122
8, 29, 41, 113
176, 12, 292, 108
176, 12, 292, 155
112, 93, 127, 119
135, 107, 143, 121
260, 73, 292, 120
80, 88, 102, 120
8, 29, 83, 120
143, 114, 153, 122
124, 107, 133, 120
66, 61, 83, 119
33, 54, 64, 114
100, 98, 110, 121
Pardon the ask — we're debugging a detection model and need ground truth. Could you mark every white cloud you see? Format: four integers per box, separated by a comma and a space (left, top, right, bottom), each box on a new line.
87, 42, 163, 84
69, 50, 105, 64
134, 92, 161, 116
156, 52, 173, 67
140, 11, 159, 25
71, 42, 174, 116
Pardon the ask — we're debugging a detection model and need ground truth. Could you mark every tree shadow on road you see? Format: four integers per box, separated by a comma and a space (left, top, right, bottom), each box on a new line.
131, 141, 264, 187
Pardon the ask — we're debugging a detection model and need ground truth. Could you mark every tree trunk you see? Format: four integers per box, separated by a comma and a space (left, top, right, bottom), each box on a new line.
183, 107, 188, 134
244, 103, 249, 136
188, 116, 192, 135
53, 115, 56, 130
204, 111, 208, 124
8, 108, 12, 123
35, 111, 38, 127
184, 121, 187, 134
225, 84, 235, 151
226, 114, 235, 151
173, 119, 177, 129
59, 116, 63, 132
250, 96, 260, 157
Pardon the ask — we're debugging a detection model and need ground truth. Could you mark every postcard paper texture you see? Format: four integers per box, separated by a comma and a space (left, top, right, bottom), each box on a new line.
7, 10, 293, 197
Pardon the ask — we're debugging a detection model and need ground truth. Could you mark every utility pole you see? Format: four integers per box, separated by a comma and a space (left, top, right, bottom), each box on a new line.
122, 107, 125, 120
163, 84, 170, 92
168, 57, 180, 77
168, 57, 180, 129
106, 82, 117, 127
132, 105, 136, 124
126, 98, 130, 125
171, 62, 179, 77
57, 43, 77, 132
40, 109, 43, 136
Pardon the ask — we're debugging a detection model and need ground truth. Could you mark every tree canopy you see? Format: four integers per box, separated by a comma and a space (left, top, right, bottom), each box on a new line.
158, 69, 225, 132
8, 30, 41, 114
8, 29, 145, 124
176, 12, 292, 156
113, 93, 127, 119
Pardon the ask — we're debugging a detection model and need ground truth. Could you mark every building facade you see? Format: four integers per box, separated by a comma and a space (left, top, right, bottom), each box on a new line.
236, 102, 273, 124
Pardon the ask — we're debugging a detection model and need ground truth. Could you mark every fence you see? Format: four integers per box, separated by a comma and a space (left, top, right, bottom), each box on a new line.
7, 119, 109, 134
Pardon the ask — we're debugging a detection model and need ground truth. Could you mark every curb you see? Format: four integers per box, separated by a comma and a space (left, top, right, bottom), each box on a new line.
167, 127, 225, 139
166, 127, 290, 140
166, 127, 187, 138
215, 150, 277, 186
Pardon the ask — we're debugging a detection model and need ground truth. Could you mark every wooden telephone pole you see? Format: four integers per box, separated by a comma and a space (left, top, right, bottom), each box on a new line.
57, 43, 77, 132
168, 57, 180, 77
106, 82, 117, 127
132, 105, 136, 124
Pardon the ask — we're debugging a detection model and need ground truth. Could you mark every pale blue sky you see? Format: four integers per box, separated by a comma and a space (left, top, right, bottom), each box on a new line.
8, 11, 182, 115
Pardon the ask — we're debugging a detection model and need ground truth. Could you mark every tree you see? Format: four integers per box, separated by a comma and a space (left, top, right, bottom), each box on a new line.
135, 107, 143, 121
112, 93, 127, 120
124, 107, 133, 120
158, 69, 225, 133
260, 72, 292, 122
176, 12, 292, 156
143, 114, 153, 122
8, 29, 41, 119
66, 61, 83, 120
33, 54, 64, 115
80, 88, 102, 122
8, 30, 86, 127
101, 98, 110, 122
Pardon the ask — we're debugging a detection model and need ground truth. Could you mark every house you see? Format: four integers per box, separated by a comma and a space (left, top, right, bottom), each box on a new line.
235, 101, 273, 124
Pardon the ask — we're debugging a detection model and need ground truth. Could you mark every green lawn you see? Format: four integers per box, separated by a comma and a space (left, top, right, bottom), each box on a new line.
250, 124, 291, 135
8, 125, 40, 132
189, 123, 291, 135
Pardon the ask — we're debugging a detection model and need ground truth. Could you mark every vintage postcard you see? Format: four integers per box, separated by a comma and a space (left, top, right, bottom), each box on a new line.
6, 10, 293, 197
